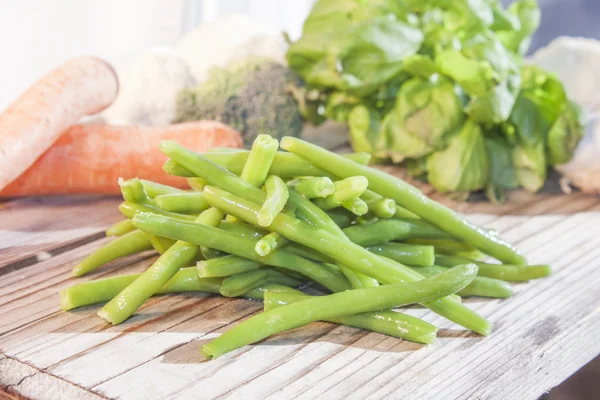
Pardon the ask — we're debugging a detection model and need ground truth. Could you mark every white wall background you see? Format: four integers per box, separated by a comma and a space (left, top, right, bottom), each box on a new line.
0, 0, 315, 112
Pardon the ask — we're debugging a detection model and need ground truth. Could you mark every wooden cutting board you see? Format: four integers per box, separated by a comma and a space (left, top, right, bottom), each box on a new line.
1, 170, 599, 400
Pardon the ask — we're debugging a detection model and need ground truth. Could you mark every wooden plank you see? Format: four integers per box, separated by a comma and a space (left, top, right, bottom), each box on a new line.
0, 196, 122, 270
0, 353, 105, 400
0, 187, 599, 400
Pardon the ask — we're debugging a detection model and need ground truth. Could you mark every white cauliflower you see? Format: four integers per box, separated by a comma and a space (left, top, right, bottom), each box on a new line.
102, 48, 195, 126
174, 14, 288, 84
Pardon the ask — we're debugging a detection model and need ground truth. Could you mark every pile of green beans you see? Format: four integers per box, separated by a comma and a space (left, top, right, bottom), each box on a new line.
58, 135, 551, 360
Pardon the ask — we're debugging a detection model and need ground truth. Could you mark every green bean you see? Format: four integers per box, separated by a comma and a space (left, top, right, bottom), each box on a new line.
264, 290, 438, 344
366, 198, 396, 219
163, 159, 195, 177
287, 177, 335, 198
407, 239, 486, 260
220, 269, 270, 297
220, 269, 302, 297
284, 243, 332, 264
98, 207, 225, 325
362, 190, 419, 219
410, 265, 512, 298
367, 243, 435, 267
434, 255, 551, 281
201, 264, 478, 358
280, 137, 525, 265
218, 220, 266, 240
314, 176, 369, 211
72, 230, 153, 277
160, 141, 342, 235
240, 134, 280, 187
154, 192, 210, 214
60, 268, 223, 311
271, 267, 306, 281
197, 255, 261, 278
119, 178, 155, 205
243, 283, 300, 300
197, 186, 491, 335
342, 197, 369, 216
326, 209, 354, 229
355, 213, 379, 225
133, 213, 351, 293
201, 246, 224, 260
258, 176, 289, 226
105, 219, 135, 237
255, 232, 286, 256
145, 233, 175, 255
140, 179, 185, 197
119, 202, 196, 222
339, 264, 379, 289
163, 151, 371, 178
342, 219, 449, 247
187, 177, 208, 191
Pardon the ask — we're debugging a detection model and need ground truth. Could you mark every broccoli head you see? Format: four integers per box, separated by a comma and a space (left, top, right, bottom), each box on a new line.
174, 58, 303, 146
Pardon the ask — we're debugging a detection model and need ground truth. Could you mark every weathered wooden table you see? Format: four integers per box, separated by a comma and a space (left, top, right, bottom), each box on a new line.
1, 173, 599, 400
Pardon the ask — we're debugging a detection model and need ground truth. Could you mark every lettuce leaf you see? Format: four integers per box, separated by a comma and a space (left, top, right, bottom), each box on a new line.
426, 120, 490, 193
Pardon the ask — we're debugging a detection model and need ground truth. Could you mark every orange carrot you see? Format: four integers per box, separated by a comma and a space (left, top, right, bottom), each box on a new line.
0, 56, 119, 191
0, 121, 243, 196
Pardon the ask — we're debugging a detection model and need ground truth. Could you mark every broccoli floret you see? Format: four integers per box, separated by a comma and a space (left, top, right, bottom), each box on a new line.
174, 58, 303, 146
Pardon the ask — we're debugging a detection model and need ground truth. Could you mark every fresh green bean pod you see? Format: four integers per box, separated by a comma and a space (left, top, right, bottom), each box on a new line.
366, 198, 396, 219
355, 213, 379, 225
98, 207, 225, 325
342, 197, 369, 216
242, 283, 300, 300
240, 134, 280, 187
154, 192, 210, 214
119, 178, 156, 206
220, 269, 302, 297
160, 141, 342, 235
287, 177, 335, 198
362, 190, 419, 219
140, 180, 185, 197
218, 220, 266, 240
201, 264, 478, 358
220, 269, 270, 297
255, 232, 286, 256
105, 219, 136, 237
60, 268, 223, 311
264, 290, 438, 344
407, 239, 486, 260
258, 176, 289, 226
314, 176, 369, 211
119, 202, 197, 222
197, 186, 491, 335
163, 151, 371, 178
72, 230, 153, 277
133, 213, 351, 293
326, 209, 354, 229
410, 265, 513, 298
367, 243, 435, 267
280, 137, 525, 265
434, 255, 551, 281
145, 233, 175, 255
187, 177, 208, 191
342, 219, 449, 247
197, 255, 262, 278
200, 246, 224, 260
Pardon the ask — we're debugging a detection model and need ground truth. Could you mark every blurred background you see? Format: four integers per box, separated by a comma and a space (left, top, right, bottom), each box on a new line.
0, 1, 598, 398
2, 0, 600, 112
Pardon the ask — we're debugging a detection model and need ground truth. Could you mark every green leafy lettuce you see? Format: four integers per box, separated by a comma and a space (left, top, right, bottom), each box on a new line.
288, 0, 585, 201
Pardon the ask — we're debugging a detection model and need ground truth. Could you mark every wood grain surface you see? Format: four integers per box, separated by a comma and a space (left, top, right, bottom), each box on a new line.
1, 173, 599, 400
